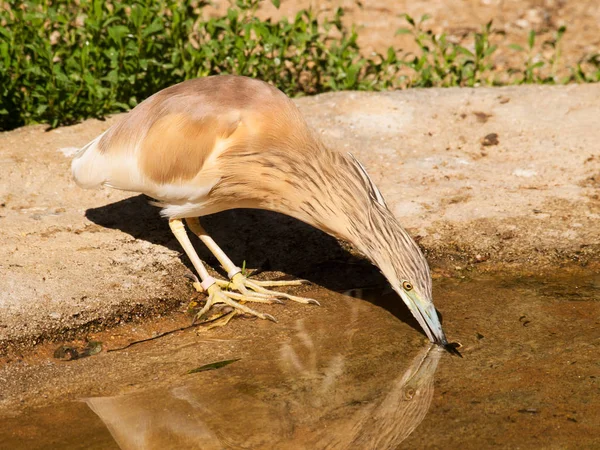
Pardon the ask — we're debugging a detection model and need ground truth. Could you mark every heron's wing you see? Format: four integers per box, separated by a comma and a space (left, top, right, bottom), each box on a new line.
136, 111, 241, 185
74, 77, 303, 196
72, 107, 238, 195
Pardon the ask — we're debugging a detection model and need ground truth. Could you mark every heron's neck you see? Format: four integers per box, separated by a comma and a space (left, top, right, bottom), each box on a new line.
279, 148, 430, 296
339, 202, 431, 299
210, 141, 429, 293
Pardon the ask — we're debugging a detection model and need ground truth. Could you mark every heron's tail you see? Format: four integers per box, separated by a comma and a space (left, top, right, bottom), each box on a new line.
71, 131, 109, 189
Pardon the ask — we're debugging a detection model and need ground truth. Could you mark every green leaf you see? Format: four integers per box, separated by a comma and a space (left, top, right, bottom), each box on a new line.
401, 13, 415, 26
142, 21, 164, 38
485, 44, 498, 57
457, 46, 474, 58
108, 25, 130, 43
35, 104, 49, 115
395, 28, 412, 35
528, 30, 535, 49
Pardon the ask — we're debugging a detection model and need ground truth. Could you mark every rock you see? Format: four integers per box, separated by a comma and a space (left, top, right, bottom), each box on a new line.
1, 84, 599, 349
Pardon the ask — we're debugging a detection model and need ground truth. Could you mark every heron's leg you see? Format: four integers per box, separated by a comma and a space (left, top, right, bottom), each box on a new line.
185, 217, 319, 306
169, 218, 277, 322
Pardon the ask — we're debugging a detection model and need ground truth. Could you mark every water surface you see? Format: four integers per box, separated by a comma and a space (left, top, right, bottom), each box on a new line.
1, 274, 598, 449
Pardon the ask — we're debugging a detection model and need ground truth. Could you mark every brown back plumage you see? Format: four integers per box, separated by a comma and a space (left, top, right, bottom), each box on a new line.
97, 76, 313, 184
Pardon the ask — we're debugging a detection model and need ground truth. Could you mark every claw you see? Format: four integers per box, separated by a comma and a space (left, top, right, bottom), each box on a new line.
264, 314, 278, 323
184, 271, 204, 292
192, 285, 280, 323
184, 271, 200, 283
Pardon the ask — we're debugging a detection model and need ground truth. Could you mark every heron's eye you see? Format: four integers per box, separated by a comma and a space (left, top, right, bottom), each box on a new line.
402, 281, 413, 291
403, 388, 416, 400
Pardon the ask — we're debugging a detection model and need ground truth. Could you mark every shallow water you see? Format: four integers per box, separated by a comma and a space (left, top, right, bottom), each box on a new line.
1, 274, 599, 449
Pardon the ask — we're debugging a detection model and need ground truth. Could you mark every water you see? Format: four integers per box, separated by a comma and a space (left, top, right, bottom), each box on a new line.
1, 274, 598, 449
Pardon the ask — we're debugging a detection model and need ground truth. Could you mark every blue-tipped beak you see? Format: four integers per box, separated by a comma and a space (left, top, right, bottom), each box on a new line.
398, 289, 448, 345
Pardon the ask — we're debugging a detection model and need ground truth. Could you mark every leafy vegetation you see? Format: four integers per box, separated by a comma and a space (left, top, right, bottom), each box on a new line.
0, 0, 598, 131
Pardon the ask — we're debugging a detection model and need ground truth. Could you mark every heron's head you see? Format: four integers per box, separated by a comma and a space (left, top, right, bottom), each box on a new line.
392, 275, 448, 346
358, 204, 450, 346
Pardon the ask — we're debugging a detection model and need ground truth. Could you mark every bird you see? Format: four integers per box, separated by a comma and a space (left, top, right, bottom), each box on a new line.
72, 75, 453, 348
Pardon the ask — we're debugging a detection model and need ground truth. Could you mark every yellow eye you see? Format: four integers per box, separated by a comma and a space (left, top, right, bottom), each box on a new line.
402, 281, 413, 291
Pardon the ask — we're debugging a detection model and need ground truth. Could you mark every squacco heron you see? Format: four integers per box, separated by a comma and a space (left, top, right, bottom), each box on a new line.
72, 75, 452, 347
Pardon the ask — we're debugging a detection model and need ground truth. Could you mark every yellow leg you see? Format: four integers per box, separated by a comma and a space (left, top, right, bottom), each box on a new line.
185, 218, 241, 279
169, 219, 277, 322
185, 217, 319, 306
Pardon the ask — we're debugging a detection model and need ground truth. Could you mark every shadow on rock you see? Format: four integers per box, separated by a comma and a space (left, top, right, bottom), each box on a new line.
85, 194, 426, 336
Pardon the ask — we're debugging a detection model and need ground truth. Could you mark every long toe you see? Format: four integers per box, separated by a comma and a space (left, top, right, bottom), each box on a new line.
214, 279, 278, 302
243, 279, 320, 305
250, 279, 308, 287
198, 285, 278, 323
220, 274, 317, 305
225, 291, 284, 305
198, 310, 238, 330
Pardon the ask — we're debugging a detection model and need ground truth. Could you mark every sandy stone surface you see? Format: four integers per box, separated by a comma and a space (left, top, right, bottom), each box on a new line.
1, 84, 599, 351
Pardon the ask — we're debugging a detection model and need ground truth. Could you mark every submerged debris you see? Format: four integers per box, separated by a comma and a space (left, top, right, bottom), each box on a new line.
517, 408, 539, 414
188, 359, 241, 374
53, 341, 102, 361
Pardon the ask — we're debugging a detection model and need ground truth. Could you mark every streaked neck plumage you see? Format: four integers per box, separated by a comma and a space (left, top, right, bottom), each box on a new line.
210, 137, 444, 342
288, 147, 433, 301
213, 142, 432, 300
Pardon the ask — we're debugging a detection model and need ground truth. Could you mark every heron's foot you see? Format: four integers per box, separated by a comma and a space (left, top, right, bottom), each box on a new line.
185, 271, 319, 324
221, 272, 320, 306
187, 271, 288, 305
195, 284, 279, 324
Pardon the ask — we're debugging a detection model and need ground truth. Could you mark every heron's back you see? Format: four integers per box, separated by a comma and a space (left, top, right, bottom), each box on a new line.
71, 76, 315, 205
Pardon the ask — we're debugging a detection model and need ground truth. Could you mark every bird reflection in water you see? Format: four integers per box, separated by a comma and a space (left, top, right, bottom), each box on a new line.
87, 309, 443, 450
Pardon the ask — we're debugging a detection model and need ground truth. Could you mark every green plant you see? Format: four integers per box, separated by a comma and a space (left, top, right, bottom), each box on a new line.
396, 15, 498, 87
507, 26, 567, 83
0, 0, 385, 130
569, 54, 600, 83
0, 1, 598, 131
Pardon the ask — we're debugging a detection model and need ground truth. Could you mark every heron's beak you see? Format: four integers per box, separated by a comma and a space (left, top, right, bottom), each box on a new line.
398, 289, 448, 346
